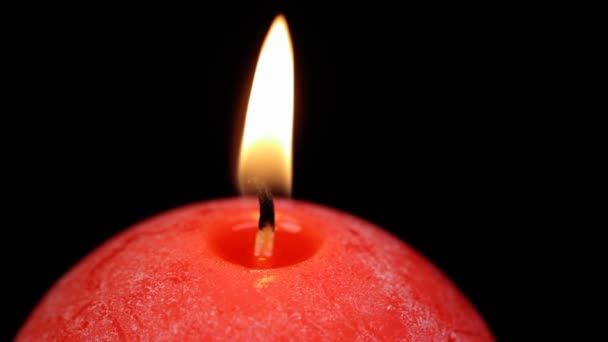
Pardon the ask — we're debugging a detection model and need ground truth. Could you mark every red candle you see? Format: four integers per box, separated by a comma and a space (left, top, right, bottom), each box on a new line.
17, 15, 494, 341
17, 198, 493, 341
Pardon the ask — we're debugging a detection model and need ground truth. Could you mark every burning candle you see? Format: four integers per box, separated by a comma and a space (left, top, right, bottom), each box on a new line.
17, 15, 494, 341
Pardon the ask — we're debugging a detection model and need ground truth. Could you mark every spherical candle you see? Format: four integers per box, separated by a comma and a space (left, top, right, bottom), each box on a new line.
17, 14, 494, 341
17, 198, 493, 341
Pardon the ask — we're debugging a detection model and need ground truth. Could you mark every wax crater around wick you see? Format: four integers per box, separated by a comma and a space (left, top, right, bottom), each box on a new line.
207, 211, 323, 269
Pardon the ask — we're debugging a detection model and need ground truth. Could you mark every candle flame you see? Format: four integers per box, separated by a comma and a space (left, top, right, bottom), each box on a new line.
238, 14, 294, 196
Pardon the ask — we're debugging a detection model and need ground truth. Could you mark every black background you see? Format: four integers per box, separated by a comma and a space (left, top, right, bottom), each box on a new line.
6, 3, 604, 341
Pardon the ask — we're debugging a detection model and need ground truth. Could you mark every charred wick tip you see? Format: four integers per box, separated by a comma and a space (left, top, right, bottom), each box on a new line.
257, 184, 275, 231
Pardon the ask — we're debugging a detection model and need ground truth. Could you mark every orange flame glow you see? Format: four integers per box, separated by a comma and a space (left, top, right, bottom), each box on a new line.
238, 14, 294, 196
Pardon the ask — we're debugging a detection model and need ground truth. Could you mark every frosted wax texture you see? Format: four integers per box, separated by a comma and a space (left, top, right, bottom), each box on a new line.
17, 198, 494, 341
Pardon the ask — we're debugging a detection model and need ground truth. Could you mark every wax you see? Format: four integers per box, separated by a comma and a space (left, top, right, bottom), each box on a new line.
17, 198, 494, 341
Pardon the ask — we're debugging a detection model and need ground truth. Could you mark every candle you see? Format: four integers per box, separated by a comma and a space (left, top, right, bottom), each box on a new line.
17, 15, 494, 341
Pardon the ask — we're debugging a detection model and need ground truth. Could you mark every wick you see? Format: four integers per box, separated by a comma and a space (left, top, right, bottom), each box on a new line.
257, 184, 275, 231
254, 182, 275, 257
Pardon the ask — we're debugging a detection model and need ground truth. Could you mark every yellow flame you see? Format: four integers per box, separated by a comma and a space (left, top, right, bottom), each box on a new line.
238, 14, 294, 196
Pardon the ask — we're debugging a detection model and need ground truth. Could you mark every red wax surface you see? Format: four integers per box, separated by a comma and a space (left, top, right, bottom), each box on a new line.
17, 198, 494, 341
